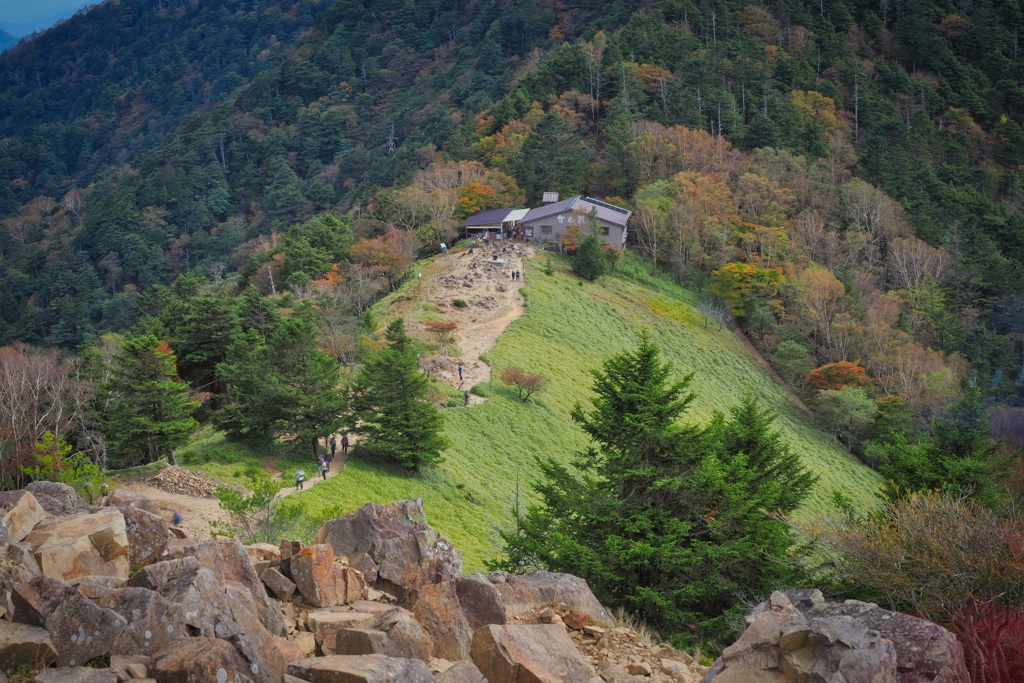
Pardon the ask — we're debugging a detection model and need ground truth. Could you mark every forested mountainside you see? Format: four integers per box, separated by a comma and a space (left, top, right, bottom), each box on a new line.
2, 0, 1024, 412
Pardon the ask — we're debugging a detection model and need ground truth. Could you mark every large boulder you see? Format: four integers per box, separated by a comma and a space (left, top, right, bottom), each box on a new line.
106, 490, 163, 517
290, 544, 361, 609
471, 623, 593, 683
315, 500, 461, 600
287, 654, 435, 683
223, 581, 290, 683
24, 508, 129, 581
701, 591, 899, 683
305, 610, 376, 655
194, 538, 288, 637
403, 580, 472, 661
11, 577, 127, 668
126, 556, 199, 591
115, 505, 169, 572
151, 637, 254, 683
92, 587, 186, 656
455, 572, 506, 631
0, 492, 48, 544
0, 543, 40, 618
789, 592, 968, 683
24, 482, 83, 516
262, 567, 297, 603
372, 607, 432, 662
488, 571, 609, 623
0, 621, 56, 673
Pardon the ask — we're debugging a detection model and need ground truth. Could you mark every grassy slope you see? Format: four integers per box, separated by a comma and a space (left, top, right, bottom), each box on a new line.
272, 253, 881, 571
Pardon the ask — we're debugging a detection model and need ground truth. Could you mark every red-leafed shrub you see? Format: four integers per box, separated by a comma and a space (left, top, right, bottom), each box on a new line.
948, 603, 1024, 683
802, 360, 874, 399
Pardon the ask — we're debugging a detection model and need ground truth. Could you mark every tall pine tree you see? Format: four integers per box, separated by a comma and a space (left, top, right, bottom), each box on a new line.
216, 305, 345, 455
492, 333, 815, 645
348, 318, 446, 471
97, 334, 199, 468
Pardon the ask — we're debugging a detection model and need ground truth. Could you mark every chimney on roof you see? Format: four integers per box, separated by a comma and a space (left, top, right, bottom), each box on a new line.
542, 192, 560, 204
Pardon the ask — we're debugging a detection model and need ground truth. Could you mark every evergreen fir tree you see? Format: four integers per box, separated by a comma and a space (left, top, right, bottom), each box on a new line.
97, 334, 199, 468
572, 234, 608, 281
515, 111, 589, 204
492, 332, 814, 645
348, 318, 446, 471
216, 306, 345, 455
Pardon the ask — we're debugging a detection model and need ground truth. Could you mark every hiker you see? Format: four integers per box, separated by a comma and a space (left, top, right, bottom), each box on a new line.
329, 436, 337, 457
464, 390, 470, 406
341, 434, 349, 456
295, 469, 305, 490
318, 457, 329, 480
458, 363, 464, 381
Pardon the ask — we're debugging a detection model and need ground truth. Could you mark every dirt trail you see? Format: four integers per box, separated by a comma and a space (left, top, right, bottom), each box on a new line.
114, 445, 353, 540
413, 243, 533, 404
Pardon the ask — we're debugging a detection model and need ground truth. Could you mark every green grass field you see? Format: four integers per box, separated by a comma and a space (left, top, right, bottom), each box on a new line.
263, 252, 881, 571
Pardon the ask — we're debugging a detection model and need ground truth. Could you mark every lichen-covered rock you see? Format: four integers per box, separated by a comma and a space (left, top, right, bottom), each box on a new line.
24, 508, 129, 581
93, 587, 186, 656
195, 538, 287, 637
11, 577, 127, 668
116, 506, 169, 573
23, 482, 83, 516
792, 595, 968, 683
315, 500, 461, 600
151, 637, 254, 683
287, 654, 435, 683
223, 581, 289, 683
126, 556, 199, 591
701, 591, 898, 683
471, 623, 593, 683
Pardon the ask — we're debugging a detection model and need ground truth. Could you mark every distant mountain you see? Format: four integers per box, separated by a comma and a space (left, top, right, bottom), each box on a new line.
0, 28, 16, 52
0, 1, 93, 37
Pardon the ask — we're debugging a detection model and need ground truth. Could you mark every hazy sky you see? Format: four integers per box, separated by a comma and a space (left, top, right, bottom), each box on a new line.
0, 0, 91, 29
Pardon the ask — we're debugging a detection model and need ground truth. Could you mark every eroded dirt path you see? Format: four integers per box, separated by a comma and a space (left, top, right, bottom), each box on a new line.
412, 244, 533, 404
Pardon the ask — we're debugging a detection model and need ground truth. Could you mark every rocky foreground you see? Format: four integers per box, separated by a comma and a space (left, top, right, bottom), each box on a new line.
0, 482, 967, 683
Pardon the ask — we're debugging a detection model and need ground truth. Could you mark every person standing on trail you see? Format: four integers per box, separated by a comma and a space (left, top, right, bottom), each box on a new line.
295, 469, 305, 490
341, 434, 349, 456
464, 390, 470, 406
318, 457, 329, 480
329, 436, 337, 457
458, 364, 464, 381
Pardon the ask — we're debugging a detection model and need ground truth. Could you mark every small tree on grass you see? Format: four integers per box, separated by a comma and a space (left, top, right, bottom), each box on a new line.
425, 320, 458, 356
211, 468, 283, 544
572, 234, 608, 280
348, 318, 447, 471
500, 366, 549, 402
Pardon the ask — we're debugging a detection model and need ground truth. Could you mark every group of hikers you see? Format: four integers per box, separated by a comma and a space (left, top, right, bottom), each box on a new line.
294, 433, 349, 490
